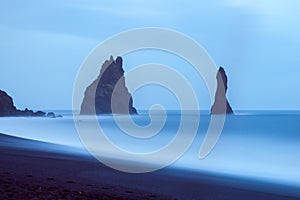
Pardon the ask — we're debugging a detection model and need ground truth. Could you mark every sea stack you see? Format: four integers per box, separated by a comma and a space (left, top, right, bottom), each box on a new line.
211, 67, 233, 114
80, 56, 137, 115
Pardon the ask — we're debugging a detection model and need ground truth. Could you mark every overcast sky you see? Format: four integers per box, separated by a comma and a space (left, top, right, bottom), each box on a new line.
1, 0, 300, 110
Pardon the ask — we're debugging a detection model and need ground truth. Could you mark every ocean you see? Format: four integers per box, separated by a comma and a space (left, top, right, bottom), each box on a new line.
0, 110, 300, 188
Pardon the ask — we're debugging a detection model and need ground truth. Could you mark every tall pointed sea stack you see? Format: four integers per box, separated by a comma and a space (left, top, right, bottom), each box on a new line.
80, 56, 137, 115
211, 67, 233, 114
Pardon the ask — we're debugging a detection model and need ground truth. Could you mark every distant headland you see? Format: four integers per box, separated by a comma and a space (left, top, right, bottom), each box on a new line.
0, 90, 60, 117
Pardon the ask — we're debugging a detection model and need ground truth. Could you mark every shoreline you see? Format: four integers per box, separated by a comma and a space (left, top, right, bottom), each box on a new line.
0, 133, 299, 199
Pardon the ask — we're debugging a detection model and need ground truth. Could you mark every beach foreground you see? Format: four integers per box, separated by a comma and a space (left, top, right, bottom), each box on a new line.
0, 133, 299, 200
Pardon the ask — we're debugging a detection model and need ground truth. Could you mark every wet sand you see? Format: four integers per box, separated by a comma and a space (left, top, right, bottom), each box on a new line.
0, 133, 299, 200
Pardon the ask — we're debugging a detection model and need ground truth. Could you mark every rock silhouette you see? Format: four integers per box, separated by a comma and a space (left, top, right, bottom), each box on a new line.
211, 67, 233, 114
0, 90, 17, 116
0, 89, 59, 117
80, 56, 137, 115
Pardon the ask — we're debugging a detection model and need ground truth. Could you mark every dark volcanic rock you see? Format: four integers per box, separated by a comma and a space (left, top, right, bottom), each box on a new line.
80, 56, 137, 115
211, 67, 233, 114
0, 89, 57, 117
0, 90, 17, 116
46, 112, 56, 118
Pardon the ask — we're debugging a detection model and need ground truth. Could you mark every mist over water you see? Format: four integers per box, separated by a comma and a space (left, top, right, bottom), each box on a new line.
0, 110, 300, 188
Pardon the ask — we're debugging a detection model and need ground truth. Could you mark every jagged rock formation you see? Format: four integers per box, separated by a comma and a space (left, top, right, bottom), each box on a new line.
80, 56, 137, 115
211, 67, 233, 114
0, 90, 59, 117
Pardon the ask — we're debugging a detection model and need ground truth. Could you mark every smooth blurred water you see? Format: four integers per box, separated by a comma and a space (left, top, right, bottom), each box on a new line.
0, 110, 300, 187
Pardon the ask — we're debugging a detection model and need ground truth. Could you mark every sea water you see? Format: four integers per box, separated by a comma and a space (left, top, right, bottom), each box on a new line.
0, 110, 300, 188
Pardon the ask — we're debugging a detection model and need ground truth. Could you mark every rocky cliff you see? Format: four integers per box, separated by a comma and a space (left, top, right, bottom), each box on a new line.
80, 56, 137, 115
211, 67, 233, 114
0, 90, 58, 117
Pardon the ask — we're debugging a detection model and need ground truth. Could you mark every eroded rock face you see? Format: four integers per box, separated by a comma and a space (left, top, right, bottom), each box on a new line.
0, 90, 17, 116
80, 56, 137, 115
211, 67, 233, 114
0, 90, 59, 117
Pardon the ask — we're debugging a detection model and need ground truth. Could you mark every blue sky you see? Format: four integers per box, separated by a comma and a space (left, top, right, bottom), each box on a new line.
0, 0, 300, 110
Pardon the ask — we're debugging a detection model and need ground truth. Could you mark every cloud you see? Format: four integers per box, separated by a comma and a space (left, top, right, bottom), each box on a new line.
226, 0, 300, 37
0, 24, 99, 47
71, 0, 171, 18
0, 24, 101, 110
226, 0, 299, 16
82, 5, 168, 18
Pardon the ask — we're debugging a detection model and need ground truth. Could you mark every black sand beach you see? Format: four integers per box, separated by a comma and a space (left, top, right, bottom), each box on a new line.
0, 133, 299, 200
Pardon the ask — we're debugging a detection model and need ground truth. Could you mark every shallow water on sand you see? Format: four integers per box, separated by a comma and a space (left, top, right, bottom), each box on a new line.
0, 110, 300, 188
